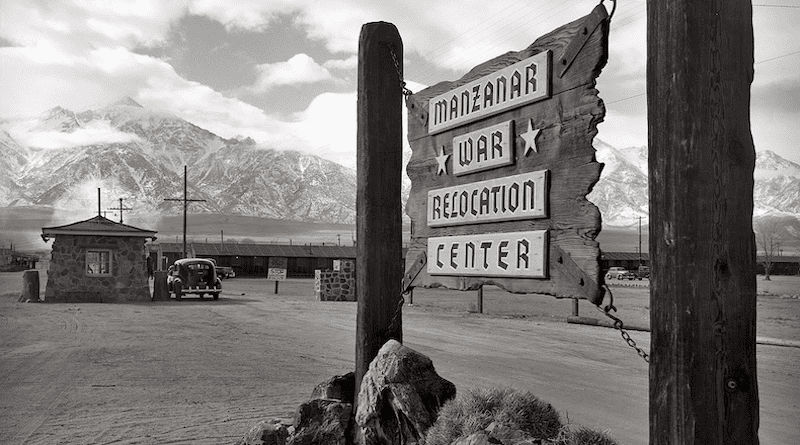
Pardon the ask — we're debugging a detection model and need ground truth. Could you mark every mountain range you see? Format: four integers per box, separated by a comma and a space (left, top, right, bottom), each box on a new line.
1, 98, 799, 230
587, 140, 800, 227
1, 98, 357, 224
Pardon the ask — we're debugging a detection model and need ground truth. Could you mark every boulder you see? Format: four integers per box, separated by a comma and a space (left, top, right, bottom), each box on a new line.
288, 398, 353, 445
310, 372, 355, 402
235, 419, 290, 445
355, 340, 456, 445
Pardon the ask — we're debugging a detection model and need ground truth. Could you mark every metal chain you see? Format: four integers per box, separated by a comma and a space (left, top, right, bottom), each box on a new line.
383, 43, 413, 97
595, 285, 649, 363
386, 293, 405, 339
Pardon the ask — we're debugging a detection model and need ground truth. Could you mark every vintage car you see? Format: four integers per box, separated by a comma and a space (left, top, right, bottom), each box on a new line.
217, 266, 235, 279
604, 266, 629, 280
167, 258, 222, 300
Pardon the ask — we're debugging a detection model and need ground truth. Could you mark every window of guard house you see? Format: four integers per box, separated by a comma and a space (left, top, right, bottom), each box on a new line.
86, 250, 112, 276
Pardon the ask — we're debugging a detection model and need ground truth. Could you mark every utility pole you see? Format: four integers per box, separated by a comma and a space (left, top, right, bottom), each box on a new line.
648, 1, 758, 443
638, 216, 642, 268
164, 165, 206, 259
108, 198, 133, 223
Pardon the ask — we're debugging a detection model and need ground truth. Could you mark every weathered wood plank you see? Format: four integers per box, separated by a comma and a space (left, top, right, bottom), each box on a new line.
647, 1, 759, 443
405, 6, 608, 302
355, 22, 404, 400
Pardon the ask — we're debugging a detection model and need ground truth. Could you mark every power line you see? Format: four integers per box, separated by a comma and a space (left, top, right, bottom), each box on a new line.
753, 4, 800, 8
756, 49, 800, 64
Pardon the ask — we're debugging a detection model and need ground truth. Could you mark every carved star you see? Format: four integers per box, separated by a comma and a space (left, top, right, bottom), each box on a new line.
435, 146, 450, 175
520, 119, 541, 156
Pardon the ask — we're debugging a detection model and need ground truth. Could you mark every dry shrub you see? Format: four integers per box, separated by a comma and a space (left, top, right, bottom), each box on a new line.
423, 387, 562, 445
550, 426, 620, 445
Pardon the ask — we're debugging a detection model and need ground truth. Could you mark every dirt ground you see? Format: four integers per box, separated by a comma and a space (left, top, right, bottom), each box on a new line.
0, 271, 798, 444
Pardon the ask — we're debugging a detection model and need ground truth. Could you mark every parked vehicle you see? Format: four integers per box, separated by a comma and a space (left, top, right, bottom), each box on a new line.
635, 265, 650, 280
605, 267, 629, 280
217, 266, 235, 279
167, 258, 222, 300
621, 270, 637, 280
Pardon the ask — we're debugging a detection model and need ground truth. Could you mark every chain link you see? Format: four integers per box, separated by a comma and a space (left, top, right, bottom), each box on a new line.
383, 43, 413, 97
595, 285, 649, 363
386, 293, 405, 339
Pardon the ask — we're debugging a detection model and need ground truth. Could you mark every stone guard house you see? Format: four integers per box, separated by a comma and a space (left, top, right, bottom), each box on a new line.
41, 216, 157, 303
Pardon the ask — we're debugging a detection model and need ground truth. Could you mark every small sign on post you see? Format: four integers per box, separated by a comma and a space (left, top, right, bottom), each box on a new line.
267, 257, 287, 294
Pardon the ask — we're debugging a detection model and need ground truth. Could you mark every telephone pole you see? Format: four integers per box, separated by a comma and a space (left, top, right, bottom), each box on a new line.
108, 198, 133, 223
164, 165, 206, 258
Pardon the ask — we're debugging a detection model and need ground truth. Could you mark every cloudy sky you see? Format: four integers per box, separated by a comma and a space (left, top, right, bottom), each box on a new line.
1, 0, 798, 168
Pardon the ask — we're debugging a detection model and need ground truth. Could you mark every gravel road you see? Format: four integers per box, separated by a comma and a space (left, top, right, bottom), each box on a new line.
0, 275, 797, 444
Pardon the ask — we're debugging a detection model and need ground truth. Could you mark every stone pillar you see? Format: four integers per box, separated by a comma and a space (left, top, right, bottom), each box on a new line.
20, 270, 40, 302
152, 271, 170, 301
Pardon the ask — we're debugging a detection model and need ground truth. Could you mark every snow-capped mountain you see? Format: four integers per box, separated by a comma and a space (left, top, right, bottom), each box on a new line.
1, 98, 797, 228
1, 98, 356, 224
588, 141, 800, 227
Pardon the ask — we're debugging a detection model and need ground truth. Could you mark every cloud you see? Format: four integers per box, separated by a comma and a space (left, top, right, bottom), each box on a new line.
11, 120, 143, 149
248, 53, 334, 92
323, 55, 357, 70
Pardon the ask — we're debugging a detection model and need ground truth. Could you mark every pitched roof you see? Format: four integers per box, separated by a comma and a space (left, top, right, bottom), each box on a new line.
42, 215, 157, 241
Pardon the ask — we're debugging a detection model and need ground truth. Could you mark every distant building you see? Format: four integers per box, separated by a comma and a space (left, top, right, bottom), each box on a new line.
150, 242, 360, 278
0, 247, 38, 271
41, 216, 157, 302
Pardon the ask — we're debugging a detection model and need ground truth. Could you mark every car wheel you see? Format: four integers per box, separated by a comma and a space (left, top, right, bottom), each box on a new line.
213, 293, 219, 300
174, 280, 182, 300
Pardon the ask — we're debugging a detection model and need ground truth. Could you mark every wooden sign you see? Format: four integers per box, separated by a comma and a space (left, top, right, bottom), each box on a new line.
405, 4, 610, 302
428, 230, 548, 278
428, 51, 551, 134
453, 120, 515, 176
267, 256, 288, 281
428, 170, 548, 227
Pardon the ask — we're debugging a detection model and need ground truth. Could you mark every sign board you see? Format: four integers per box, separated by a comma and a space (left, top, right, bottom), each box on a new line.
428, 230, 548, 278
404, 5, 610, 302
428, 170, 548, 227
453, 120, 515, 176
428, 51, 551, 134
267, 256, 288, 281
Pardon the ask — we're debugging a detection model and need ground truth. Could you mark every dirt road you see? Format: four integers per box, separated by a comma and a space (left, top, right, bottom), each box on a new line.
1, 275, 797, 444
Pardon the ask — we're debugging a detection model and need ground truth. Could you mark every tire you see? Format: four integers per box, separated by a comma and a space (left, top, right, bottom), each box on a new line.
212, 293, 219, 301
173, 280, 182, 300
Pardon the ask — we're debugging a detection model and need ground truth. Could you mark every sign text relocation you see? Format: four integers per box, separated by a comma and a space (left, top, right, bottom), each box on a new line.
428, 170, 548, 227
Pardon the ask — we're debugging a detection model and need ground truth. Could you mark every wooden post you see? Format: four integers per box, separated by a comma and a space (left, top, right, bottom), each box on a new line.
476, 287, 484, 314
355, 21, 404, 399
571, 298, 579, 317
647, 1, 758, 443
274, 280, 279, 294
20, 270, 39, 302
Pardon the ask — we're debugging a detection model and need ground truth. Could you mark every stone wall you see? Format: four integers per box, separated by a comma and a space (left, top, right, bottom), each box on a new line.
44, 235, 150, 303
316, 259, 355, 301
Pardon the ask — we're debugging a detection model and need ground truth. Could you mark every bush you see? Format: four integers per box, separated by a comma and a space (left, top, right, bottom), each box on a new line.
550, 426, 620, 445
423, 387, 563, 445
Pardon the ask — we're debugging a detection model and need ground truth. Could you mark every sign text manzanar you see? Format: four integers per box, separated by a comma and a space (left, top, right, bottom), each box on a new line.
428, 51, 551, 134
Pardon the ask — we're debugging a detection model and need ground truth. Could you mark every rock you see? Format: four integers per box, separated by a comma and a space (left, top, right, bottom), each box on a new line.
235, 419, 290, 445
288, 398, 353, 445
355, 339, 456, 445
310, 372, 355, 402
